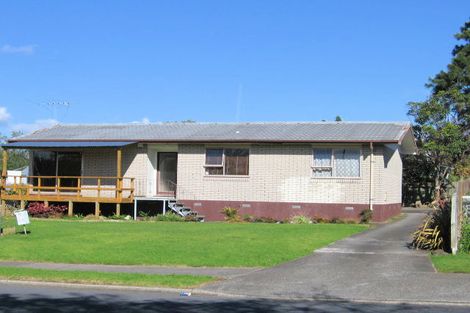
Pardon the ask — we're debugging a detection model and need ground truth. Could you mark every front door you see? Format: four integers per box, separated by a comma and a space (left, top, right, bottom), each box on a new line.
157, 152, 177, 196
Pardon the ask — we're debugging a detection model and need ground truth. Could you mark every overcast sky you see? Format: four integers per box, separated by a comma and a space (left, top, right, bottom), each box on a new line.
0, 1, 469, 135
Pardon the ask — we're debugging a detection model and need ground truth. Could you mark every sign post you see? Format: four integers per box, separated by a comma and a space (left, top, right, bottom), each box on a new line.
14, 210, 30, 235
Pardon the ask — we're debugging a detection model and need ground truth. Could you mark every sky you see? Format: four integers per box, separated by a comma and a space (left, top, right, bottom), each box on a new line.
0, 1, 469, 136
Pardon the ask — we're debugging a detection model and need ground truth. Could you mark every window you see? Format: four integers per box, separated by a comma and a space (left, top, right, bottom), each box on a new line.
312, 148, 360, 177
205, 149, 224, 175
205, 148, 249, 176
225, 149, 249, 175
33, 151, 82, 187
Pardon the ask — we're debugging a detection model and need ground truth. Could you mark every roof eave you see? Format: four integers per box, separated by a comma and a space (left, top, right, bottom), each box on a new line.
396, 126, 418, 154
7, 138, 401, 144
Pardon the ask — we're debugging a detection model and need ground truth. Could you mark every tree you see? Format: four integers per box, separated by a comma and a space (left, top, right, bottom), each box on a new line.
0, 131, 29, 172
402, 154, 435, 206
407, 20, 470, 201
335, 115, 343, 122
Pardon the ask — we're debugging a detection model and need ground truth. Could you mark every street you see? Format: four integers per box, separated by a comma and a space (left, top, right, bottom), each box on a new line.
0, 282, 468, 313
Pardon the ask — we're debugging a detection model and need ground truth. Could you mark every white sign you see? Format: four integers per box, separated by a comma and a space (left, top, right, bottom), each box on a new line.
14, 210, 30, 226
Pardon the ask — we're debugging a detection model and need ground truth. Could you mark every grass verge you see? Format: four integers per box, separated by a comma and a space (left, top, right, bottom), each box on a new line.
0, 266, 214, 288
431, 254, 470, 273
0, 220, 367, 267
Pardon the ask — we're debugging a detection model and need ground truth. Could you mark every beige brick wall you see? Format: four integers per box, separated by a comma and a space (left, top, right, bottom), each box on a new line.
373, 144, 402, 205
81, 145, 149, 197
176, 143, 403, 205
29, 143, 403, 204
82, 148, 117, 198
122, 144, 149, 197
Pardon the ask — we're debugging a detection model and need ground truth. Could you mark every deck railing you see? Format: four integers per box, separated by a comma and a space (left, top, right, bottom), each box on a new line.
0, 175, 135, 203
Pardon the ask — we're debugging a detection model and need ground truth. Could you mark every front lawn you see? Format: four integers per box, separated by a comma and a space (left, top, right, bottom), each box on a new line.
0, 266, 214, 288
431, 254, 470, 273
0, 220, 367, 267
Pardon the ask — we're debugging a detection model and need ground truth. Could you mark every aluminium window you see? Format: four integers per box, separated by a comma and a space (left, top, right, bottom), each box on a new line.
32, 151, 82, 187
204, 148, 249, 176
312, 148, 360, 177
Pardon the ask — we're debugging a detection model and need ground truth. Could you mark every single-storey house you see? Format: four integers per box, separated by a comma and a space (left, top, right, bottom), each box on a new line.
1, 122, 416, 222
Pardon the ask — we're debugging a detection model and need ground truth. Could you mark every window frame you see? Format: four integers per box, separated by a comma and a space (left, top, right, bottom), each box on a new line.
32, 150, 83, 178
204, 147, 250, 176
312, 147, 362, 178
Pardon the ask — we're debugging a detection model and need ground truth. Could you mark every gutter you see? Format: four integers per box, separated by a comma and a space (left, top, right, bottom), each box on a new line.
7, 139, 401, 144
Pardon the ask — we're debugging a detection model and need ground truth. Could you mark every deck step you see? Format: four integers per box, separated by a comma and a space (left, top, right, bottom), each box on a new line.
167, 200, 204, 222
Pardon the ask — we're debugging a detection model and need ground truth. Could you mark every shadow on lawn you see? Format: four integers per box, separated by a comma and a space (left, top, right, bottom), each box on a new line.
0, 294, 465, 313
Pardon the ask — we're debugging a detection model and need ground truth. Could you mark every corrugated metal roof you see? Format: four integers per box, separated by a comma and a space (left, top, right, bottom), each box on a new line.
3, 141, 136, 148
8, 122, 412, 143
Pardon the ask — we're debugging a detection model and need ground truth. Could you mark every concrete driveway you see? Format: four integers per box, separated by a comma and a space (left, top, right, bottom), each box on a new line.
199, 213, 470, 304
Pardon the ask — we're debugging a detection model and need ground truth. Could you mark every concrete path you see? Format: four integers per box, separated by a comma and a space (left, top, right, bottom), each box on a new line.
198, 213, 470, 304
0, 261, 260, 278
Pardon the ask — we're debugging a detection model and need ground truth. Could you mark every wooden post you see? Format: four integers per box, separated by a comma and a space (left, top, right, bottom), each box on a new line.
95, 202, 100, 217
117, 148, 122, 201
77, 178, 81, 198
451, 192, 458, 254
1, 200, 6, 216
20, 200, 25, 210
44, 201, 49, 207
68, 201, 73, 216
57, 177, 61, 197
117, 148, 122, 177
116, 203, 121, 216
2, 149, 8, 178
130, 178, 135, 201
1, 149, 8, 199
38, 177, 42, 197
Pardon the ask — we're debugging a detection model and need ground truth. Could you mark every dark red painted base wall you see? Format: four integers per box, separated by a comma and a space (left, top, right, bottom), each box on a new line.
180, 200, 401, 222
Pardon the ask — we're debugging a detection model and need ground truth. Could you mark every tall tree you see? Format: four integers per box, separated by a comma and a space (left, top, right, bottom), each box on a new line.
407, 20, 470, 201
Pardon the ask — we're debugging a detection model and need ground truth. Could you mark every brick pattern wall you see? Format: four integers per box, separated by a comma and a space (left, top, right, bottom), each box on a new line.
122, 144, 149, 197
29, 141, 403, 220
81, 148, 117, 198
177, 144, 382, 204
370, 144, 402, 205
177, 143, 402, 209
81, 145, 149, 197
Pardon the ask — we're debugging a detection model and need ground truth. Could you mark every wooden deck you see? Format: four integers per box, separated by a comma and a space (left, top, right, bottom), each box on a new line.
0, 175, 135, 216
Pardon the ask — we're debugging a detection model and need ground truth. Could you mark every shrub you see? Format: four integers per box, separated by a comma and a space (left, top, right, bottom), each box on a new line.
221, 207, 240, 222
330, 217, 342, 224
138, 211, 154, 221
290, 215, 312, 224
359, 209, 373, 224
184, 215, 201, 222
108, 214, 127, 220
411, 201, 451, 251
313, 217, 329, 224
242, 214, 255, 222
253, 216, 278, 223
27, 202, 67, 218
155, 213, 184, 222
241, 214, 279, 223
460, 219, 470, 253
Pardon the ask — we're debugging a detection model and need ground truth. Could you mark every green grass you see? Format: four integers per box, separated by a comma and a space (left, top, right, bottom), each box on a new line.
0, 219, 367, 267
431, 254, 470, 273
0, 266, 214, 288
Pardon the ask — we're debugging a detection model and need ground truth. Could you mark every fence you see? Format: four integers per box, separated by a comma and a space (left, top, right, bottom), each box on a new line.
451, 178, 470, 254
